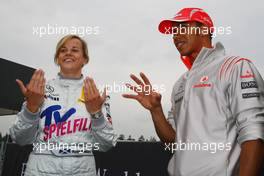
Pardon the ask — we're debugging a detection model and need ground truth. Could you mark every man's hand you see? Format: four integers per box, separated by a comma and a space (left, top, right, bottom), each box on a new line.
123, 72, 175, 143
122, 72, 162, 112
16, 69, 46, 113
83, 77, 106, 114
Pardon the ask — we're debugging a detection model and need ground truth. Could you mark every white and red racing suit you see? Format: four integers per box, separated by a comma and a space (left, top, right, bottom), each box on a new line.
167, 42, 264, 176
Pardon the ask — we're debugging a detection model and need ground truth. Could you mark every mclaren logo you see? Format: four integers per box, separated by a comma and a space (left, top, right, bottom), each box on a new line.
240, 70, 254, 79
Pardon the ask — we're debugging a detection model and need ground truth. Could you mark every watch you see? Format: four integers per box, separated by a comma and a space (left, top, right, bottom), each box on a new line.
91, 110, 103, 119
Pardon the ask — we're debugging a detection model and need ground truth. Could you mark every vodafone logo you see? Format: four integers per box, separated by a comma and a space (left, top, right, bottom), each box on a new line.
200, 76, 209, 83
193, 76, 212, 88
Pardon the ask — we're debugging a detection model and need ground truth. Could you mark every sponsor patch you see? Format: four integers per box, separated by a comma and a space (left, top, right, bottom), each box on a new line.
45, 94, 59, 101
242, 93, 260, 99
241, 81, 258, 89
193, 76, 212, 88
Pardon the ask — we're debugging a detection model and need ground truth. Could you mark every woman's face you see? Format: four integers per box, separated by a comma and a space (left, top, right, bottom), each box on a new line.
57, 38, 87, 77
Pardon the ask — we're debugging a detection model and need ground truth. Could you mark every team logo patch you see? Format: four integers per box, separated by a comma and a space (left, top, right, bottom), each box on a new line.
45, 85, 60, 101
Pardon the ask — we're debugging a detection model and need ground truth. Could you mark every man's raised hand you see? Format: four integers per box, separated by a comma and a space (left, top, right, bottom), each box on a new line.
122, 72, 162, 111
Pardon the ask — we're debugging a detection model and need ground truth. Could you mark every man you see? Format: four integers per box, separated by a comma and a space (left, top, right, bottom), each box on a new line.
123, 8, 264, 176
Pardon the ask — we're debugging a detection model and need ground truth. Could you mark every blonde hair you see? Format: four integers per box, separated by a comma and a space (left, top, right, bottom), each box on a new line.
54, 35, 89, 65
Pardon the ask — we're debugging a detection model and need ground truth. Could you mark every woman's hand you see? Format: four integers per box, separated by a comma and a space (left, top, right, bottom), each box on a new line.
16, 69, 46, 113
83, 77, 106, 114
122, 72, 162, 112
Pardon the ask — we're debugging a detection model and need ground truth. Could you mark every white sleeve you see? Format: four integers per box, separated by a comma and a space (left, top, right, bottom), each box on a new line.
9, 102, 40, 145
90, 96, 117, 152
167, 109, 176, 130
228, 59, 264, 144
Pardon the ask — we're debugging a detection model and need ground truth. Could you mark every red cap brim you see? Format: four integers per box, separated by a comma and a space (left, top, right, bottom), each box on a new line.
158, 18, 191, 34
158, 20, 172, 34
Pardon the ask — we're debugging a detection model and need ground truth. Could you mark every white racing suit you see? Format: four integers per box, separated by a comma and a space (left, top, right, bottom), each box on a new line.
167, 42, 264, 176
10, 74, 117, 176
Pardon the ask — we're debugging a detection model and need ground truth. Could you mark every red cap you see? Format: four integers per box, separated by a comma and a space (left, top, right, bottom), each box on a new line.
158, 8, 214, 34
158, 8, 214, 70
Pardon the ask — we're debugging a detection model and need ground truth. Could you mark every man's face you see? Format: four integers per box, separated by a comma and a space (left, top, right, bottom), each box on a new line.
172, 21, 203, 56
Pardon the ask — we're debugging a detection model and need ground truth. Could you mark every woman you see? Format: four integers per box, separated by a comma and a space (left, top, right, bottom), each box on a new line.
10, 35, 117, 175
